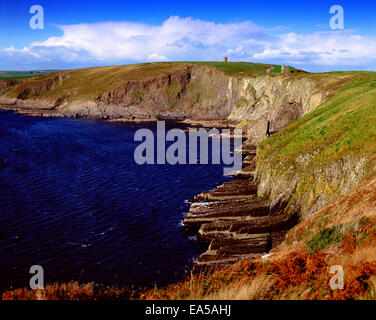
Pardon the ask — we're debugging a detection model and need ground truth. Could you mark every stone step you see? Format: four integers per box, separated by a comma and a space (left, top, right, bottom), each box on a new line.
215, 180, 253, 189
243, 154, 256, 166
197, 230, 233, 242
183, 141, 299, 274
241, 166, 255, 173
195, 213, 296, 240
188, 199, 270, 217
198, 180, 258, 198
184, 218, 240, 229
192, 253, 261, 274
210, 187, 256, 196
184, 200, 272, 229
192, 192, 256, 202
206, 194, 255, 201
228, 171, 254, 179
233, 213, 299, 234
186, 203, 271, 225
219, 179, 251, 186
192, 231, 287, 274
189, 181, 257, 202
210, 235, 271, 254
234, 145, 257, 156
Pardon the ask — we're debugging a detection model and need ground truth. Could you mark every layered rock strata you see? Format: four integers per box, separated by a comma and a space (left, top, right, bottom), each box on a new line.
183, 146, 299, 272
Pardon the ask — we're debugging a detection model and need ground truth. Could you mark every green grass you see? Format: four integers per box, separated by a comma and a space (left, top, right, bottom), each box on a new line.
257, 71, 376, 214
187, 61, 301, 76
259, 72, 376, 166
0, 75, 39, 80
0, 70, 61, 80
1, 62, 304, 103
305, 226, 342, 254
130, 89, 145, 101
3, 63, 191, 102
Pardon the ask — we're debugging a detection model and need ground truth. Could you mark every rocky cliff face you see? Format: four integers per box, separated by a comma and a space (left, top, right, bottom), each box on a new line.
255, 72, 376, 220
227, 76, 327, 144
256, 146, 374, 220
0, 65, 328, 144
91, 65, 235, 121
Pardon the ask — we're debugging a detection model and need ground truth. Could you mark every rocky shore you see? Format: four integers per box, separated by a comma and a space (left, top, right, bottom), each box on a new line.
0, 101, 241, 130
183, 142, 299, 272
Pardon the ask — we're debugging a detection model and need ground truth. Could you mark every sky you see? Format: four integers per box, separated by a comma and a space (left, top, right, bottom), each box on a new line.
0, 0, 376, 72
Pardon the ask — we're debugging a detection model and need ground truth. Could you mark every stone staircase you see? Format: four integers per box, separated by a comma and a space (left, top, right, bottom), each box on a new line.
183, 144, 298, 273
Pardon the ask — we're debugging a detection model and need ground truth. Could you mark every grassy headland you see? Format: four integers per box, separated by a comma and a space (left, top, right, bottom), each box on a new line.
257, 71, 376, 217
0, 70, 61, 80
0, 62, 298, 101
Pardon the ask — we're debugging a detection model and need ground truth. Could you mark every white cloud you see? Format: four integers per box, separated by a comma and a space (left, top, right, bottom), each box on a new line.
2, 16, 376, 71
254, 31, 376, 67
147, 53, 169, 62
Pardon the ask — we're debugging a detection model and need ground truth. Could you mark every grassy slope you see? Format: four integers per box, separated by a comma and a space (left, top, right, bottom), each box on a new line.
0, 70, 60, 80
257, 71, 376, 214
259, 72, 376, 166
187, 61, 298, 76
2, 62, 294, 102
3, 63, 188, 101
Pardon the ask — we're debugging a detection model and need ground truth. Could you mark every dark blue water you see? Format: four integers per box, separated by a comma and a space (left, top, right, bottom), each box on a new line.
0, 110, 231, 291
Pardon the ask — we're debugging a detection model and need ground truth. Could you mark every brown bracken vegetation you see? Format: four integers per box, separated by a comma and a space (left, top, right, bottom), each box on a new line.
2, 282, 133, 300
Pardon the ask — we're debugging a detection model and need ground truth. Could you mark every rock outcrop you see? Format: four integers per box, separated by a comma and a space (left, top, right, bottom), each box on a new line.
183, 145, 299, 272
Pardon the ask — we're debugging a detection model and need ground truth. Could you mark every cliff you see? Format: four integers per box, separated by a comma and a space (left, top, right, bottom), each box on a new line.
0, 62, 323, 135
256, 72, 376, 218
2, 63, 376, 300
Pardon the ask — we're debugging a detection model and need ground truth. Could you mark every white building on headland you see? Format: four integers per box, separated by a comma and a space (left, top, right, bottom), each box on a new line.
281, 65, 289, 74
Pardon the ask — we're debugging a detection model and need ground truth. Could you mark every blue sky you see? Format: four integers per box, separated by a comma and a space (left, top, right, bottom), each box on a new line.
1, 0, 376, 71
